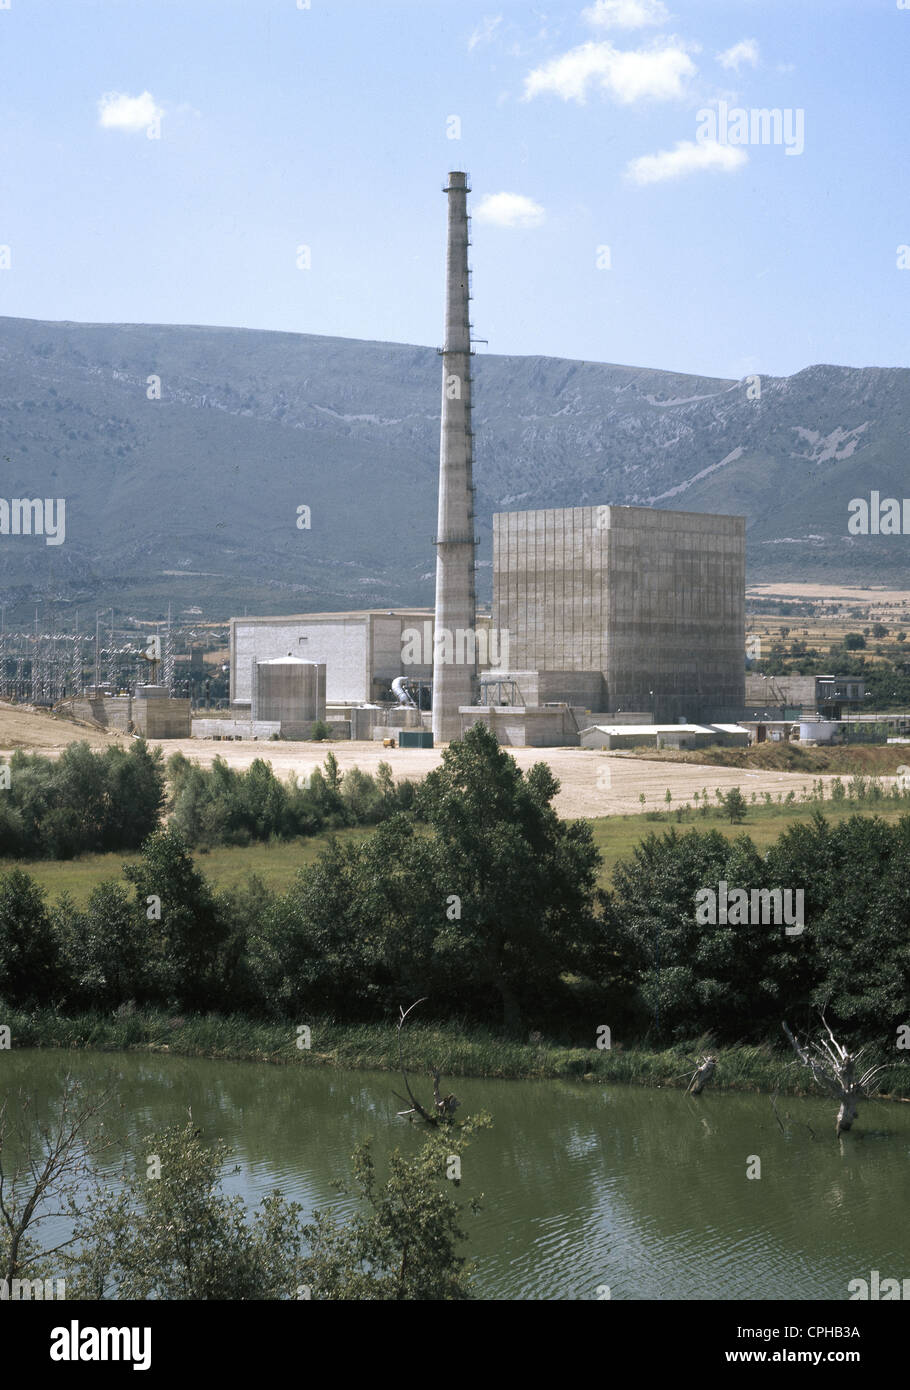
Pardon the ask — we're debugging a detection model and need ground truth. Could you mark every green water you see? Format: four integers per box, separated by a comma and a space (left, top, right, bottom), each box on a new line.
4, 1050, 909, 1300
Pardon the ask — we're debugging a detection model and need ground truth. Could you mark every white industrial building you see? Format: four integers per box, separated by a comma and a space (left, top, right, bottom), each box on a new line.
230, 610, 436, 707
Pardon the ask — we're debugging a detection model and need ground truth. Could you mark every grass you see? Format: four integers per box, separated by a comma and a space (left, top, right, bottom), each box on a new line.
588, 798, 910, 880
3, 800, 907, 902
0, 827, 374, 905
5, 1008, 909, 1099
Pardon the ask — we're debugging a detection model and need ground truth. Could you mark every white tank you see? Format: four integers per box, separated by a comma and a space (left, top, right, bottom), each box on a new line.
799, 720, 839, 744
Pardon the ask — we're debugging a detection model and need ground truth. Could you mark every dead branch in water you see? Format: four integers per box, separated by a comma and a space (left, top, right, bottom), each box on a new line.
686, 1055, 717, 1096
782, 1015, 891, 1137
393, 999, 461, 1126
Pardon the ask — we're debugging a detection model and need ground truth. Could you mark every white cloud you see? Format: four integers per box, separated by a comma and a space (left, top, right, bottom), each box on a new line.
474, 192, 546, 228
717, 39, 759, 71
98, 90, 163, 133
626, 138, 747, 184
468, 15, 503, 51
582, 0, 670, 29
524, 40, 695, 104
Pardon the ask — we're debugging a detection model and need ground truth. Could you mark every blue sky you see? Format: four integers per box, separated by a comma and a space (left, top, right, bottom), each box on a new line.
0, 0, 907, 379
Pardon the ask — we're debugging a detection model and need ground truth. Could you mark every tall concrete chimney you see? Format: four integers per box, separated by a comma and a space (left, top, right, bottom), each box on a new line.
432, 171, 477, 743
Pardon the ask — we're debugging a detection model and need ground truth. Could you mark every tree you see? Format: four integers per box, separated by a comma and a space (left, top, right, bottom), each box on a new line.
724, 788, 748, 824
0, 741, 164, 859
782, 1017, 891, 1136
300, 1116, 489, 1300
101, 740, 166, 849
0, 869, 61, 1006
68, 1122, 306, 1300
415, 724, 602, 1033
122, 831, 228, 1009
64, 880, 149, 1009
0, 1077, 114, 1290
844, 633, 866, 650
603, 826, 795, 1039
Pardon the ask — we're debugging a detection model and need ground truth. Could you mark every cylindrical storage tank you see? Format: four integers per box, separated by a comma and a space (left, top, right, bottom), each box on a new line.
254, 656, 325, 723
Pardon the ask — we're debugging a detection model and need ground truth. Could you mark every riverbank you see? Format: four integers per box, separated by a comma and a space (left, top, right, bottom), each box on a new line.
6, 1008, 909, 1099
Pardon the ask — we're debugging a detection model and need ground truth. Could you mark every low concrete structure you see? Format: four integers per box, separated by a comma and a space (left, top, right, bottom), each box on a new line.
480, 669, 606, 709
132, 687, 192, 738
579, 722, 749, 751
191, 718, 281, 740
709, 723, 753, 747
66, 687, 191, 738
745, 674, 866, 718
460, 704, 582, 747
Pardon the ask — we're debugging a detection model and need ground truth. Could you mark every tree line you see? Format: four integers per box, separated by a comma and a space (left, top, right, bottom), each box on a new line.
0, 724, 907, 1043
0, 740, 418, 859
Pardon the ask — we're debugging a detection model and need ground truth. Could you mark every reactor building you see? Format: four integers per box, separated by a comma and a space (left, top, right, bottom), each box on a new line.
215, 170, 746, 748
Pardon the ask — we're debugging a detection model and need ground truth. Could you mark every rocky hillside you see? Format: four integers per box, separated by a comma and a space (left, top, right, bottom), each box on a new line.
0, 315, 906, 620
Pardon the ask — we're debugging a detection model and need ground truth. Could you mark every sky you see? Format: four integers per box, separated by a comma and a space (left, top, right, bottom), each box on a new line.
0, 0, 907, 380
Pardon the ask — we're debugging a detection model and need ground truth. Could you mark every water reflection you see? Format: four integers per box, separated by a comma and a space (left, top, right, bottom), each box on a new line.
3, 1052, 909, 1300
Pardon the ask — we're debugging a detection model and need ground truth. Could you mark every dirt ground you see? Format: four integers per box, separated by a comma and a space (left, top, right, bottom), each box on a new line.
156, 738, 849, 818
747, 582, 910, 604
0, 703, 131, 754
0, 704, 851, 819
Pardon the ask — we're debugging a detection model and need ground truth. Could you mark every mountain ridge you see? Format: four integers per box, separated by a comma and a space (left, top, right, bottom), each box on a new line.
0, 315, 906, 621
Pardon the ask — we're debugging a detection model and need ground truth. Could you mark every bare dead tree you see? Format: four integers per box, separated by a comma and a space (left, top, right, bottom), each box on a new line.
393, 999, 460, 1125
0, 1076, 115, 1286
782, 1016, 891, 1137
686, 1054, 717, 1096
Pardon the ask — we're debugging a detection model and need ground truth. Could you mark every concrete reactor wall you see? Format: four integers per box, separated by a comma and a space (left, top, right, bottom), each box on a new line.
493, 504, 745, 723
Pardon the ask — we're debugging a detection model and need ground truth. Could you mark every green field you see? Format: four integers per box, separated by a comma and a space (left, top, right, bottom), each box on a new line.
4, 800, 906, 903
588, 798, 909, 878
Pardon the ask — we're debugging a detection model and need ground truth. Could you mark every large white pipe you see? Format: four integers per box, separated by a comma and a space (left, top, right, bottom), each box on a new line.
391, 676, 416, 707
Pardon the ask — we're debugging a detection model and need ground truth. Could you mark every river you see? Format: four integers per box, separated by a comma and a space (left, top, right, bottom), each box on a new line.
4, 1050, 909, 1300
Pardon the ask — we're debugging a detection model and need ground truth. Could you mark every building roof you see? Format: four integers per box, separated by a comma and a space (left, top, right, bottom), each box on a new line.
580, 723, 716, 736
258, 655, 317, 666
